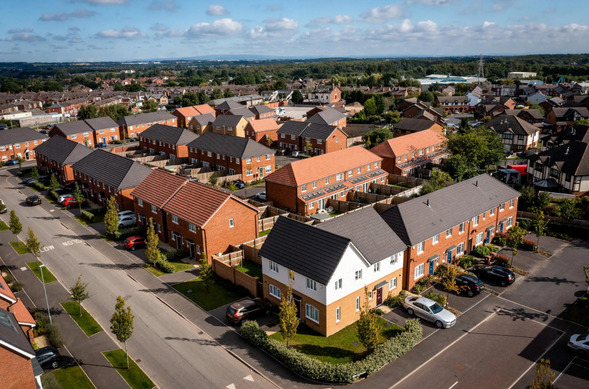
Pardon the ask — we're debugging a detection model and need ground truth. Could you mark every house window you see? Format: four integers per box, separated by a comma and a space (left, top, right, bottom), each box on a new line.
473, 215, 479, 226
374, 262, 380, 272
71, 135, 77, 139
357, 167, 361, 174
389, 277, 397, 290
246, 169, 253, 176
356, 296, 360, 312
269, 260, 279, 273
265, 154, 270, 160
172, 215, 179, 224
476, 232, 483, 245
433, 234, 439, 245
446, 228, 452, 238
269, 284, 281, 299
301, 184, 307, 192
509, 199, 514, 208
309, 202, 314, 209
482, 211, 486, 221
151, 205, 157, 214
507, 217, 513, 228
369, 290, 373, 300
500, 203, 505, 211
229, 218, 235, 228
246, 158, 252, 164
414, 263, 425, 279
265, 165, 272, 173
417, 241, 425, 254
336, 173, 343, 181
207, 151, 212, 157
367, 164, 371, 171
390, 253, 399, 265
348, 170, 353, 177
336, 307, 341, 322
137, 199, 143, 207
325, 177, 329, 185
490, 208, 495, 216
335, 278, 342, 290
355, 270, 362, 280
188, 223, 196, 232
457, 242, 465, 255
306, 278, 317, 291
312, 181, 317, 189
305, 304, 319, 323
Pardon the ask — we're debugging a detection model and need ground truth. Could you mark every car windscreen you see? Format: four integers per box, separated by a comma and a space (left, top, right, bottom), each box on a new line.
227, 307, 237, 315
430, 303, 443, 314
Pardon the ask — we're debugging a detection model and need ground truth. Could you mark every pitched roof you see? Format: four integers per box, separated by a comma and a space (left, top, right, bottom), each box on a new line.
229, 107, 255, 119
85, 116, 119, 130
191, 113, 215, 126
486, 116, 540, 136
249, 105, 274, 116
0, 275, 17, 304
0, 308, 35, 359
9, 299, 35, 327
0, 127, 48, 146
119, 111, 176, 127
277, 120, 308, 136
259, 216, 350, 285
247, 118, 279, 133
306, 108, 346, 125
139, 124, 198, 145
380, 174, 520, 246
370, 129, 447, 158
71, 150, 152, 190
265, 146, 382, 187
215, 100, 243, 111
53, 120, 92, 135
31, 136, 93, 165
173, 106, 200, 118
533, 141, 589, 176
316, 207, 407, 264
436, 96, 469, 104
503, 109, 544, 120
193, 104, 215, 115
394, 118, 438, 132
131, 168, 188, 208
300, 123, 341, 139
212, 115, 245, 128
187, 132, 273, 159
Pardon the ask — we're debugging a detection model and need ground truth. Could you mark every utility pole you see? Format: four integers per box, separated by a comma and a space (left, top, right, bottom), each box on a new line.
477, 54, 484, 85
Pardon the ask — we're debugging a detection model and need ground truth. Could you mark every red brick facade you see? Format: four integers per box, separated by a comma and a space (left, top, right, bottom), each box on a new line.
139, 138, 190, 159
73, 170, 136, 210
0, 139, 46, 163
0, 347, 36, 389
125, 117, 177, 139
49, 127, 95, 147
188, 147, 275, 182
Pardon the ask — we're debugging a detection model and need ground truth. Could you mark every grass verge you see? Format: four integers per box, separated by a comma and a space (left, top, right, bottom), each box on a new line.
236, 262, 262, 279
0, 221, 9, 231
27, 261, 56, 283
103, 349, 154, 389
10, 241, 30, 254
144, 261, 193, 277
173, 277, 246, 311
269, 318, 403, 364
259, 229, 271, 237
61, 301, 103, 336
41, 365, 95, 389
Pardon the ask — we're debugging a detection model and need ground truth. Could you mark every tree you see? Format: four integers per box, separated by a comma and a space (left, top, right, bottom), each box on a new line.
418, 91, 434, 103
208, 172, 218, 186
69, 275, 90, 317
291, 90, 304, 104
506, 225, 526, 267
198, 253, 214, 292
362, 127, 393, 147
210, 88, 224, 100
531, 209, 549, 252
104, 196, 119, 237
530, 358, 556, 389
443, 154, 479, 181
77, 105, 99, 120
363, 97, 377, 116
356, 287, 379, 353
31, 167, 40, 181
142, 99, 159, 113
438, 263, 462, 299
558, 198, 582, 220
17, 158, 23, 169
0, 201, 5, 214
73, 183, 85, 213
421, 170, 452, 194
48, 175, 60, 191
445, 127, 504, 178
9, 210, 22, 235
110, 296, 134, 370
25, 227, 43, 258
144, 218, 161, 264
304, 142, 313, 155
279, 284, 298, 347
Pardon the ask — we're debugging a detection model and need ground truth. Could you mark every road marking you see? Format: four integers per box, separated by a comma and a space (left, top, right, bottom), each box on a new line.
243, 374, 254, 381
226, 384, 236, 389
553, 357, 576, 384
20, 266, 27, 271
448, 381, 459, 389
41, 245, 54, 252
62, 239, 83, 246
389, 310, 498, 389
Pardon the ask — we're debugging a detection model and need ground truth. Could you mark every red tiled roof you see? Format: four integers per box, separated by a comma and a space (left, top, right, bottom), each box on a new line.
173, 106, 199, 118
9, 299, 35, 327
130, 169, 187, 208
370, 129, 447, 158
265, 146, 383, 187
194, 104, 215, 115
248, 118, 279, 133
0, 275, 17, 303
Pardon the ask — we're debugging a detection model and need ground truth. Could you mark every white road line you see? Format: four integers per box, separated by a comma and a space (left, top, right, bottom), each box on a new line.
389, 309, 498, 389
448, 381, 459, 389
553, 357, 575, 384
461, 292, 490, 315
494, 295, 567, 330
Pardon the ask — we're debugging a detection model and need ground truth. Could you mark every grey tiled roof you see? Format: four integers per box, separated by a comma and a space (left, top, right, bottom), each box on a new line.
187, 132, 273, 159
394, 118, 437, 132
531, 141, 589, 176
228, 107, 255, 119
0, 127, 48, 146
277, 121, 308, 136
379, 174, 520, 246
192, 113, 215, 126
306, 108, 346, 125
0, 308, 34, 359
249, 105, 274, 116
212, 115, 244, 128
119, 111, 176, 127
33, 136, 93, 165
139, 124, 198, 145
53, 121, 92, 136
300, 123, 341, 139
486, 116, 540, 136
85, 116, 119, 130
71, 150, 152, 190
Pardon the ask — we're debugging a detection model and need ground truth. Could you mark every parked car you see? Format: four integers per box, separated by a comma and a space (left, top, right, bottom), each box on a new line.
118, 215, 136, 229
62, 197, 84, 207
35, 346, 60, 369
118, 210, 135, 219
4, 159, 18, 166
26, 195, 41, 206
568, 334, 589, 357
291, 151, 300, 157
455, 274, 485, 297
226, 298, 271, 325
232, 179, 246, 189
39, 129, 49, 135
22, 177, 36, 185
96, 142, 107, 148
124, 236, 145, 251
473, 265, 515, 287
0, 199, 6, 213
255, 191, 267, 201
403, 296, 456, 328
57, 194, 74, 204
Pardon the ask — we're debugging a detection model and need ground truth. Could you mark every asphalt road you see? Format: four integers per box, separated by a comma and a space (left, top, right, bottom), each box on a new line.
0, 167, 276, 389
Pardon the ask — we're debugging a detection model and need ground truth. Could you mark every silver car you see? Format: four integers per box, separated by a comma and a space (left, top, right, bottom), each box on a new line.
118, 215, 136, 229
403, 296, 456, 328
568, 334, 589, 357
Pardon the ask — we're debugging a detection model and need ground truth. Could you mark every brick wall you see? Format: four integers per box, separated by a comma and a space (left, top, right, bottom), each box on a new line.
265, 181, 298, 213
0, 347, 36, 389
135, 198, 167, 242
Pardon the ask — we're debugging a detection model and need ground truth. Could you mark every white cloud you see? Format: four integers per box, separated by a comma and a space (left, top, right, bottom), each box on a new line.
360, 4, 405, 23
149, 0, 178, 11
306, 15, 352, 27
7, 28, 34, 34
6, 31, 46, 42
187, 18, 242, 37
40, 9, 96, 21
250, 18, 298, 39
206, 4, 228, 16
95, 26, 145, 39
408, 0, 455, 6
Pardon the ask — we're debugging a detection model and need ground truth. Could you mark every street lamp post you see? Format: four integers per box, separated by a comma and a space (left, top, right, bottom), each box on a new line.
39, 264, 52, 324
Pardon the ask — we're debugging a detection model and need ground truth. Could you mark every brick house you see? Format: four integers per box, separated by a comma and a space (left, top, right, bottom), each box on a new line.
50, 121, 95, 147
118, 111, 177, 140
435, 95, 470, 114
306, 86, 341, 104
486, 116, 541, 153
71, 150, 152, 210
244, 118, 280, 146
401, 103, 445, 125
85, 117, 122, 145
306, 107, 347, 128
0, 127, 48, 163
138, 124, 198, 162
546, 107, 589, 131
264, 146, 388, 215
393, 118, 445, 137
0, 276, 36, 342
369, 129, 450, 176
187, 132, 275, 182
249, 104, 276, 119
188, 113, 215, 135
214, 99, 243, 116
172, 104, 216, 128
502, 109, 545, 124
260, 207, 406, 336
228, 107, 256, 122
380, 174, 520, 290
34, 136, 93, 183
277, 121, 348, 155
210, 115, 248, 137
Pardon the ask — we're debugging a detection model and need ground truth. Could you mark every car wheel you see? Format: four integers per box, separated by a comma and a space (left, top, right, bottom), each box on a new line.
467, 290, 474, 297
500, 280, 507, 287
131, 246, 136, 251
51, 360, 59, 369
407, 308, 414, 316
435, 320, 444, 329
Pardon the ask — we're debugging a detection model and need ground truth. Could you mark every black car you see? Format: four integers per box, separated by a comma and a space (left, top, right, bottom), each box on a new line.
456, 274, 485, 297
26, 195, 42, 206
226, 298, 271, 325
22, 177, 36, 185
35, 346, 60, 369
232, 179, 246, 189
474, 266, 515, 287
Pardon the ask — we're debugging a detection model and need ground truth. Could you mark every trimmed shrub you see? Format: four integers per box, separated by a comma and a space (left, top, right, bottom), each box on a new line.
384, 290, 407, 308
521, 238, 537, 251
155, 258, 175, 273
493, 254, 511, 267
89, 207, 106, 216
48, 190, 59, 201
11, 281, 23, 292
423, 290, 447, 307
240, 319, 422, 383
32, 310, 63, 348
457, 255, 478, 269
411, 275, 435, 294
164, 248, 189, 261
473, 245, 491, 258
517, 218, 534, 231
81, 210, 95, 223
492, 233, 508, 246
113, 226, 146, 241
374, 308, 385, 316
486, 244, 500, 253
33, 182, 47, 191
3, 273, 14, 284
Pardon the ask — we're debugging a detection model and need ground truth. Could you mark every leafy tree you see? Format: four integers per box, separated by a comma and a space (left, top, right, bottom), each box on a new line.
279, 284, 298, 347
104, 196, 119, 237
421, 170, 452, 194
363, 97, 377, 116
291, 90, 304, 104
198, 253, 214, 292
356, 287, 379, 353
98, 104, 130, 122
227, 182, 238, 192
374, 94, 385, 115
25, 227, 43, 258
443, 154, 479, 181
77, 105, 99, 120
383, 110, 401, 124
438, 263, 461, 300
224, 88, 235, 98
48, 175, 60, 191
530, 358, 556, 389
17, 157, 23, 168
506, 225, 526, 267
142, 99, 159, 113
574, 118, 589, 126
418, 91, 434, 103
144, 218, 161, 264
444, 127, 504, 180
304, 142, 313, 155
273, 79, 287, 90
31, 167, 40, 181
519, 185, 536, 210
9, 210, 22, 235
209, 172, 218, 186
110, 296, 134, 370
0, 201, 5, 214
69, 275, 90, 317
73, 183, 85, 213
558, 198, 582, 220
210, 88, 224, 100
531, 209, 549, 251
362, 127, 393, 148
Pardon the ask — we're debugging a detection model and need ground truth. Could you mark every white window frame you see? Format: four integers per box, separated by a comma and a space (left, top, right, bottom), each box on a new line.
390, 253, 399, 265
374, 262, 380, 272
188, 223, 196, 233
473, 215, 479, 226
355, 269, 362, 280
171, 215, 179, 224
305, 304, 319, 324
459, 222, 465, 234
389, 277, 397, 290
137, 199, 143, 207
269, 284, 281, 299
414, 263, 425, 279
336, 307, 341, 322
306, 278, 317, 291
269, 260, 279, 273
446, 228, 452, 238
229, 218, 234, 228
417, 241, 425, 254
433, 234, 439, 245
356, 296, 360, 312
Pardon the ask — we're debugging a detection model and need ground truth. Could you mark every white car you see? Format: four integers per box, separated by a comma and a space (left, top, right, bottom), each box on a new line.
255, 192, 267, 201
402, 296, 456, 329
291, 151, 300, 157
118, 210, 135, 219
568, 334, 589, 357
57, 194, 74, 204
118, 215, 136, 229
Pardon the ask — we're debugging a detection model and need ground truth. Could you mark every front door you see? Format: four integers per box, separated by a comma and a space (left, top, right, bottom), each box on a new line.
292, 293, 302, 319
500, 222, 504, 233
258, 167, 264, 178
485, 230, 491, 244
317, 198, 326, 211
376, 287, 383, 306
429, 260, 434, 275
187, 241, 195, 258
447, 250, 452, 264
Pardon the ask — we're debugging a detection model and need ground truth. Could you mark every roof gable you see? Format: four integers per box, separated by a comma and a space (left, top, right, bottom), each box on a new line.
131, 169, 188, 208
32, 136, 93, 165
0, 127, 48, 146
370, 129, 446, 158
139, 124, 198, 145
187, 132, 273, 159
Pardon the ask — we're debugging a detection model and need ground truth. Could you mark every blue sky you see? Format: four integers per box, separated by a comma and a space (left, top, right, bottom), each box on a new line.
1, 0, 588, 62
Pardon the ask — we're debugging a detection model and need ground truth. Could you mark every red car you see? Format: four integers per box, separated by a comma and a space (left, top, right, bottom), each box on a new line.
124, 236, 145, 251
62, 197, 86, 207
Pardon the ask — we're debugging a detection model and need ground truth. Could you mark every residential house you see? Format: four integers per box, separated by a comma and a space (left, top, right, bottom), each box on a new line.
188, 113, 215, 135
249, 105, 276, 119
187, 132, 275, 182
228, 107, 256, 122
0, 276, 35, 342
118, 111, 177, 140
146, 94, 168, 106
214, 100, 243, 116
34, 136, 93, 183
0, 127, 48, 162
546, 107, 589, 130
264, 146, 387, 215
306, 85, 341, 104
244, 118, 280, 146
401, 103, 445, 125
486, 116, 541, 153
393, 118, 444, 137
540, 125, 589, 150
502, 109, 545, 124
138, 124, 198, 162
49, 121, 95, 147
369, 129, 449, 176
260, 207, 406, 336
71, 150, 153, 210
306, 107, 347, 128
172, 104, 215, 128
435, 95, 470, 114
380, 174, 520, 290
86, 117, 122, 144
210, 115, 248, 137
277, 121, 348, 155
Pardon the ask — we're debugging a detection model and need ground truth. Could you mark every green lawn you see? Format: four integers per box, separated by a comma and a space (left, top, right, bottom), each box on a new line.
27, 261, 56, 283
173, 277, 246, 311
10, 241, 30, 255
236, 262, 262, 279
269, 317, 403, 364
259, 229, 272, 237
103, 349, 154, 389
0, 220, 9, 231
61, 301, 103, 336
41, 365, 95, 389
144, 261, 193, 277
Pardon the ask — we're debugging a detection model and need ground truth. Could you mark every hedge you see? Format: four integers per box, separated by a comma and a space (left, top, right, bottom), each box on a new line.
164, 248, 189, 261
240, 319, 422, 383
384, 290, 407, 308
48, 190, 59, 201
113, 226, 146, 240
81, 210, 95, 223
